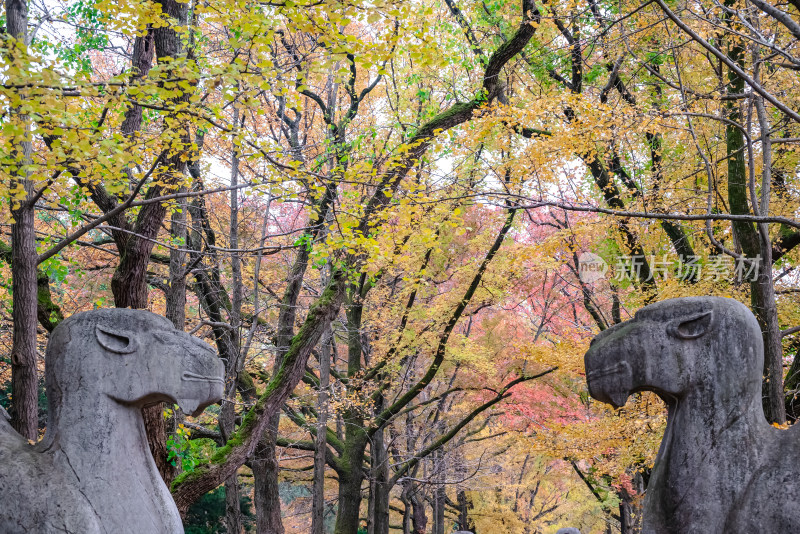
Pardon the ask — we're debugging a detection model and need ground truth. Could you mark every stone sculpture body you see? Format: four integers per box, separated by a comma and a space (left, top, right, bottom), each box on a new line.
584, 296, 800, 533
0, 309, 224, 534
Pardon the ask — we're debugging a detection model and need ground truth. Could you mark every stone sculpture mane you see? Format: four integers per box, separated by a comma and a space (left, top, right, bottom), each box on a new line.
584, 296, 800, 533
0, 309, 224, 534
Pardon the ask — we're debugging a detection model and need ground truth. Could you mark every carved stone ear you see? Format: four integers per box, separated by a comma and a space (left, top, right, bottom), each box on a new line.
668, 311, 713, 340
95, 325, 138, 354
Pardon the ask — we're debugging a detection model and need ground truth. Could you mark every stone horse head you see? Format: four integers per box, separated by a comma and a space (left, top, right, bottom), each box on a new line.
0, 308, 224, 534
584, 296, 800, 533
585, 296, 762, 411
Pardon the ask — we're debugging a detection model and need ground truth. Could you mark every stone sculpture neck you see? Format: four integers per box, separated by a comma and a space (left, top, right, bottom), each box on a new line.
40, 391, 182, 533
646, 383, 767, 532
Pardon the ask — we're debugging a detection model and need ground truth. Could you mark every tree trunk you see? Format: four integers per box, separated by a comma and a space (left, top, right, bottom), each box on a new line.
253, 243, 312, 534
253, 431, 284, 534
618, 488, 634, 534
225, 474, 242, 534
161, 193, 187, 486
410, 490, 427, 534
165, 194, 187, 330
433, 448, 445, 534
336, 466, 367, 534
456, 490, 474, 532
403, 480, 427, 534
369, 422, 390, 534
6, 0, 39, 442
311, 330, 332, 534
752, 266, 784, 424
223, 112, 244, 534
10, 188, 37, 441
335, 292, 369, 534
252, 441, 285, 534
723, 34, 786, 424
253, 185, 331, 532
401, 489, 411, 534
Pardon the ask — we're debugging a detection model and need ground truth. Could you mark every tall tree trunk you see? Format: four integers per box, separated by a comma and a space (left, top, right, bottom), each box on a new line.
105, 0, 192, 482
456, 490, 473, 532
723, 27, 786, 424
7, 0, 39, 441
409, 481, 428, 534
254, 182, 334, 532
311, 330, 332, 534
224, 111, 244, 534
401, 487, 411, 534
10, 186, 37, 440
165, 194, 187, 329
618, 488, 634, 534
225, 476, 242, 534
335, 291, 369, 534
162, 193, 187, 486
337, 462, 367, 534
253, 241, 312, 534
369, 413, 390, 534
433, 448, 445, 534
252, 441, 284, 534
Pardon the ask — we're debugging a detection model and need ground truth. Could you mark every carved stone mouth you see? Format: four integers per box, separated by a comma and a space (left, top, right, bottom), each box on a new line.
182, 372, 224, 384
586, 361, 631, 380
586, 360, 632, 408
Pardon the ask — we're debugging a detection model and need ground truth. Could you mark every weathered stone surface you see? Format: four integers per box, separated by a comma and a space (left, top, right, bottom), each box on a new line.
585, 296, 800, 533
0, 309, 224, 533
555, 528, 581, 534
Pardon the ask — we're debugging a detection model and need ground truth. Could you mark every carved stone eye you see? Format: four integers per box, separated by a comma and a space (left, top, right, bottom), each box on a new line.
668, 311, 713, 340
95, 325, 138, 354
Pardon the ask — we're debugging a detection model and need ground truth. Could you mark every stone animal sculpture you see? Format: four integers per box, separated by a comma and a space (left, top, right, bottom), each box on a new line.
585, 296, 800, 533
0, 309, 224, 534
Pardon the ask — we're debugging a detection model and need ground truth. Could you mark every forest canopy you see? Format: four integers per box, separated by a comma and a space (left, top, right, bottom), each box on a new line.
2, 0, 800, 532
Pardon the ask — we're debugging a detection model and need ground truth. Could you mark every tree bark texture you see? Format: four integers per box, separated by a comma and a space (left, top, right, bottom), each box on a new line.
456, 490, 474, 532
334, 295, 369, 534
252, 442, 284, 534
433, 448, 445, 534
223, 123, 244, 534
724, 36, 786, 424
253, 242, 312, 534
120, 32, 154, 137
165, 195, 187, 330
370, 425, 390, 534
311, 331, 332, 534
405, 480, 427, 534
10, 188, 38, 441
225, 474, 242, 534
6, 0, 39, 441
